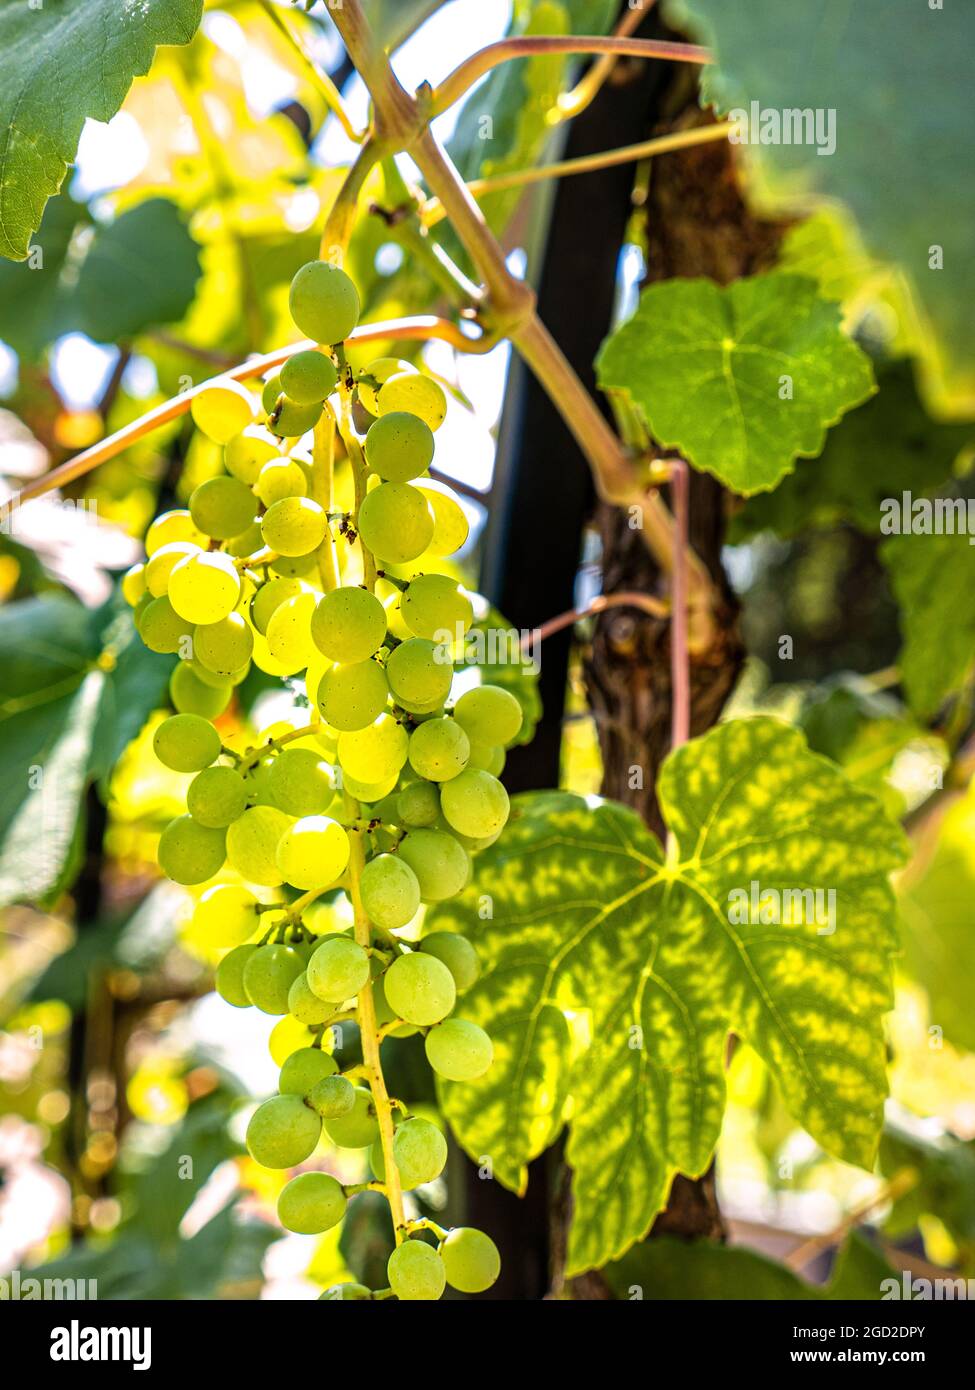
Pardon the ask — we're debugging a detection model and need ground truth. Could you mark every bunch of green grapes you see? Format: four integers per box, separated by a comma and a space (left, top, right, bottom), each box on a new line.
124, 261, 517, 1300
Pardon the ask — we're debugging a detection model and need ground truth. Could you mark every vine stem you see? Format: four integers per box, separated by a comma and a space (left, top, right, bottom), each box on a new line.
311, 409, 340, 592
556, 0, 657, 121
320, 138, 382, 261
523, 590, 669, 656
670, 461, 690, 751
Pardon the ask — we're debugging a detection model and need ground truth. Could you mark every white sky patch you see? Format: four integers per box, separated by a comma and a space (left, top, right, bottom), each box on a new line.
72, 112, 150, 200
203, 10, 298, 116
0, 342, 18, 397
50, 334, 118, 410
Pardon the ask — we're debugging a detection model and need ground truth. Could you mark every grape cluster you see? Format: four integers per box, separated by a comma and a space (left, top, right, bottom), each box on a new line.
124, 260, 513, 1300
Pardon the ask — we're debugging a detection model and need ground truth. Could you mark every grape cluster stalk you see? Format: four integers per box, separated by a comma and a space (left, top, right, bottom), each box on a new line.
125, 261, 513, 1301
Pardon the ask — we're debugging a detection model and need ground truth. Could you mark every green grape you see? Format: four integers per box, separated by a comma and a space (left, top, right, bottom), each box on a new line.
364, 412, 435, 482
190, 380, 256, 444
153, 713, 221, 772
145, 540, 200, 597
373, 973, 418, 1038
377, 372, 447, 432
356, 482, 434, 564
308, 1074, 355, 1119
341, 769, 399, 803
278, 1171, 346, 1235
169, 660, 231, 719
277, 816, 351, 890
138, 595, 194, 655
425, 1019, 493, 1081
288, 971, 337, 1026
186, 766, 248, 829
215, 943, 258, 1007
289, 261, 360, 345
386, 638, 453, 709
157, 816, 226, 885
317, 661, 389, 732
243, 942, 305, 1014
401, 574, 473, 641
245, 1094, 321, 1169
453, 684, 524, 745
226, 805, 292, 886
122, 563, 147, 606
145, 508, 206, 556
383, 951, 455, 1026
267, 395, 324, 439
168, 551, 241, 624
261, 497, 327, 557
396, 780, 441, 827
319, 1283, 372, 1301
281, 350, 339, 404
420, 932, 480, 993
306, 936, 369, 1003
323, 1085, 378, 1148
398, 829, 471, 902
387, 1240, 445, 1302
239, 757, 278, 809
336, 713, 407, 783
194, 884, 258, 946
189, 475, 256, 541
224, 425, 281, 484
441, 1227, 500, 1293
262, 374, 283, 414
194, 612, 254, 677
467, 739, 505, 776
226, 520, 264, 559
311, 586, 387, 664
416, 481, 469, 557
357, 357, 413, 415
408, 717, 470, 782
279, 1046, 338, 1097
440, 769, 510, 838
267, 748, 334, 816
254, 457, 306, 507
250, 576, 311, 635
385, 1117, 448, 1189
360, 854, 421, 930
269, 550, 320, 579
266, 592, 320, 673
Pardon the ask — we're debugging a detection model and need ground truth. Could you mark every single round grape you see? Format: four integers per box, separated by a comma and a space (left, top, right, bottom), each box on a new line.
261, 497, 327, 557
289, 261, 360, 345
191, 380, 256, 444
322, 1085, 378, 1148
256, 457, 307, 506
168, 551, 241, 625
467, 739, 505, 776
267, 748, 334, 816
360, 854, 421, 931
398, 829, 471, 902
425, 1019, 493, 1081
194, 612, 254, 677
224, 425, 281, 484
265, 592, 320, 673
194, 884, 258, 947
122, 563, 147, 606
262, 374, 283, 414
311, 587, 387, 664
340, 774, 396, 808
373, 973, 418, 1038
186, 766, 249, 829
357, 357, 413, 415
357, 482, 434, 564
267, 395, 323, 439
250, 576, 311, 635
401, 574, 474, 642
383, 951, 455, 1027
269, 1014, 318, 1066
278, 1171, 346, 1235
157, 816, 226, 885
153, 713, 221, 772
138, 595, 194, 655
245, 1094, 321, 1169
145, 509, 206, 556
170, 660, 231, 719
387, 1241, 446, 1302
189, 475, 256, 541
396, 780, 441, 828
386, 638, 453, 709
243, 942, 305, 1014
377, 373, 447, 432
281, 350, 339, 405
453, 684, 524, 746
319, 1283, 372, 1301
408, 718, 470, 782
306, 936, 369, 1003
215, 943, 258, 1006
226, 521, 265, 561
317, 661, 389, 732
441, 1227, 500, 1293
145, 540, 200, 598
416, 481, 469, 556
420, 933, 480, 994
277, 816, 351, 890
390, 1117, 448, 1189
336, 713, 407, 784
440, 769, 510, 839
364, 412, 435, 483
226, 805, 292, 886
269, 550, 319, 580
279, 1046, 338, 1097
308, 1074, 355, 1119
288, 971, 337, 1026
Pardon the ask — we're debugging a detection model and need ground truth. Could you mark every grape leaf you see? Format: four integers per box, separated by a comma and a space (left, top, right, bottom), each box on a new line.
665, 0, 975, 409
596, 274, 876, 494
428, 717, 907, 1273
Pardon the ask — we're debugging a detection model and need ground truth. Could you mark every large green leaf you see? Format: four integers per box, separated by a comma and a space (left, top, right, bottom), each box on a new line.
428, 717, 907, 1273
880, 1125, 975, 1274
666, 0, 975, 408
0, 1, 203, 262
596, 274, 875, 494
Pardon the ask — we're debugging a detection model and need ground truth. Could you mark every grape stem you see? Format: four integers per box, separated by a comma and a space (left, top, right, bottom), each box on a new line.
237, 721, 322, 771
670, 460, 691, 752
333, 347, 377, 590
320, 138, 382, 261
556, 0, 658, 122
312, 410, 341, 592
406, 1217, 448, 1240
